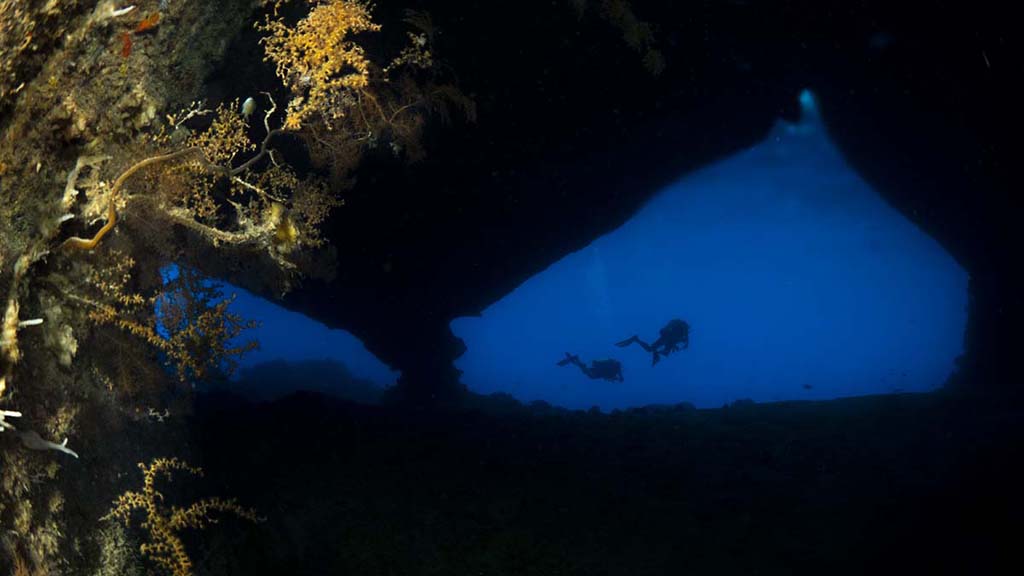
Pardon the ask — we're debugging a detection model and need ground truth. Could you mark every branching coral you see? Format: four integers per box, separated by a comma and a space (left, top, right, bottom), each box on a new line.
61, 148, 207, 252
57, 0, 472, 276
105, 458, 261, 576
153, 266, 259, 382
259, 1, 475, 185
60, 94, 332, 274
259, 0, 380, 130
0, 3, 471, 569
69, 252, 257, 384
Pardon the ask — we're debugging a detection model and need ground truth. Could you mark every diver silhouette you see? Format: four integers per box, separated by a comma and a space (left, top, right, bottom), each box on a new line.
557, 353, 624, 382
616, 318, 690, 365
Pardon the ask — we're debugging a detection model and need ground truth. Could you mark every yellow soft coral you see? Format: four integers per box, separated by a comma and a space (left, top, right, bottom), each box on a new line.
259, 0, 381, 130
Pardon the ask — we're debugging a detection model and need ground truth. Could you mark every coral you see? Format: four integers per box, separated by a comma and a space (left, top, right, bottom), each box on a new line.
0, 2, 469, 570
50, 0, 472, 277
0, 2, 281, 573
73, 253, 257, 384
105, 458, 261, 576
93, 523, 145, 576
188, 101, 254, 168
0, 405, 20, 432
58, 95, 337, 274
153, 266, 259, 382
259, 0, 380, 130
61, 148, 207, 252
1, 298, 22, 364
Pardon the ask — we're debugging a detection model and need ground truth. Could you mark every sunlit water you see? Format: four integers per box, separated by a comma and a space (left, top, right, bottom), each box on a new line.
451, 90, 968, 410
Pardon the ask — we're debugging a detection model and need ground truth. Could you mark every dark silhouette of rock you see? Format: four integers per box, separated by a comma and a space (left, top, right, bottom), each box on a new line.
210, 359, 386, 405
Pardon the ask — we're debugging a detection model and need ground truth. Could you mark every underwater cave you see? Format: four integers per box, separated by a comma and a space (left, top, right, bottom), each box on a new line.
0, 1, 1019, 575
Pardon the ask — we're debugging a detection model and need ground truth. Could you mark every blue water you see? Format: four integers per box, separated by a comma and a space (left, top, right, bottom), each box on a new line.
450, 91, 968, 411
160, 265, 399, 399
228, 288, 399, 390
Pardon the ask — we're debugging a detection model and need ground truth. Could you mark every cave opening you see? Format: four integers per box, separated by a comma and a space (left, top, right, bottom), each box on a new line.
157, 264, 398, 403
451, 91, 968, 411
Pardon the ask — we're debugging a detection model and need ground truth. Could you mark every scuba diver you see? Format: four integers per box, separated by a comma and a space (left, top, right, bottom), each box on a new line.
557, 353, 624, 382
616, 318, 690, 365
